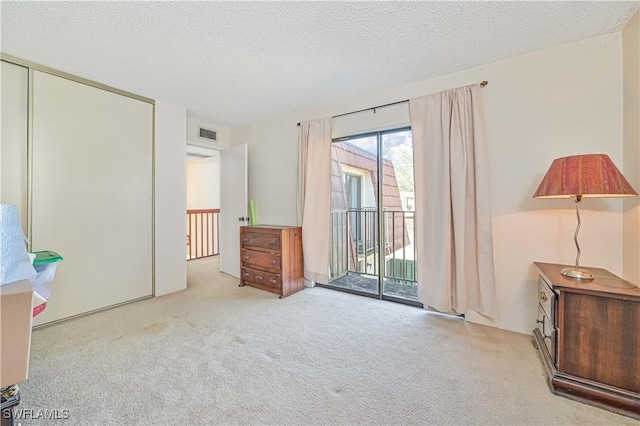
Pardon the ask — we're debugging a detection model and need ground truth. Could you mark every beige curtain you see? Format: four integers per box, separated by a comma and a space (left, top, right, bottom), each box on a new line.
297, 118, 332, 284
409, 84, 499, 319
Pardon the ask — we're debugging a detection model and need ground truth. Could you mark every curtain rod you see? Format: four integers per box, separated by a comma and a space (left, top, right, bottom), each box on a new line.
297, 80, 488, 126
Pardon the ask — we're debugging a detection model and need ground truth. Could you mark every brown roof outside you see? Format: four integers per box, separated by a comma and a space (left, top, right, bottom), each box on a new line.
331, 142, 409, 256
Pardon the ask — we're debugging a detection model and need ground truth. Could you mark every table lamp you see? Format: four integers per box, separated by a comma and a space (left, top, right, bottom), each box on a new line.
533, 154, 638, 280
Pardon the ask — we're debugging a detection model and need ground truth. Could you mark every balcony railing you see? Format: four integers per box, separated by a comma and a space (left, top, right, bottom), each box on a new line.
187, 209, 220, 260
330, 209, 416, 285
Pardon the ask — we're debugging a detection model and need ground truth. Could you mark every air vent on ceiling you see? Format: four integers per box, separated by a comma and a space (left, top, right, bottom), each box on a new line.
199, 127, 217, 141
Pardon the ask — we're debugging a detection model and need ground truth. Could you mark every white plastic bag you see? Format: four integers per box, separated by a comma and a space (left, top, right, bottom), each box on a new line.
0, 204, 37, 285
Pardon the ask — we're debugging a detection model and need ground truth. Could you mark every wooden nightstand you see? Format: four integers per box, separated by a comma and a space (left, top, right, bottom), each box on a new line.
532, 262, 640, 419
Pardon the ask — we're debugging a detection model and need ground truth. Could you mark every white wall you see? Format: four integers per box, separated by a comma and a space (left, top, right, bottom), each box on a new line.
186, 157, 220, 210
155, 101, 188, 297
231, 33, 625, 335
623, 10, 640, 285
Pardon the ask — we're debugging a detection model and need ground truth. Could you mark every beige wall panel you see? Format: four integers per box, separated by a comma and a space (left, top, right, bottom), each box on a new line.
1, 61, 29, 231
31, 71, 152, 325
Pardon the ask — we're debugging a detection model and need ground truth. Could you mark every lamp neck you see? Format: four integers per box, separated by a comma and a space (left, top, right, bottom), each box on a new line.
573, 195, 582, 272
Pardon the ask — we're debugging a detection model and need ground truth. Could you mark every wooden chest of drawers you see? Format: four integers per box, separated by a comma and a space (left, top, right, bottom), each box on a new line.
532, 262, 640, 420
240, 225, 303, 298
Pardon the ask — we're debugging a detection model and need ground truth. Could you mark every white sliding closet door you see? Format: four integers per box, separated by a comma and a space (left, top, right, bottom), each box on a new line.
32, 71, 153, 325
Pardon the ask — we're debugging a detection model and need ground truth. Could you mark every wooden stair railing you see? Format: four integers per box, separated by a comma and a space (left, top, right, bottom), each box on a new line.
187, 209, 220, 260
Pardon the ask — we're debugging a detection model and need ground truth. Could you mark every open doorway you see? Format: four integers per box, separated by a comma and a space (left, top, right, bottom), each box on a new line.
186, 146, 221, 279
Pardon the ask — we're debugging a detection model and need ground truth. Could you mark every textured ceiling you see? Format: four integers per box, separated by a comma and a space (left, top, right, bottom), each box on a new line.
2, 1, 639, 127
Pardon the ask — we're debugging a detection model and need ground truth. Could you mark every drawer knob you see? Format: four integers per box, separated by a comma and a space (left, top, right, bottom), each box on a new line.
539, 292, 548, 302
256, 275, 263, 281
242, 238, 250, 242
243, 255, 250, 260
271, 259, 278, 265
243, 273, 250, 278
269, 240, 277, 245
270, 279, 277, 284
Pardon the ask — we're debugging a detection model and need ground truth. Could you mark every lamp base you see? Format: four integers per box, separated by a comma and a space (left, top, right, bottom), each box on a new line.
561, 267, 594, 280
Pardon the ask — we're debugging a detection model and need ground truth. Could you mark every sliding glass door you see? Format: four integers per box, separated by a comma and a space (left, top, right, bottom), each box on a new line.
327, 128, 417, 304
381, 131, 416, 301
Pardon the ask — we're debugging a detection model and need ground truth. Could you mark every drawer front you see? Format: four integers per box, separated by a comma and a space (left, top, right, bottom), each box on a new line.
537, 277, 555, 325
241, 267, 281, 290
241, 231, 281, 250
241, 249, 281, 271
537, 304, 557, 363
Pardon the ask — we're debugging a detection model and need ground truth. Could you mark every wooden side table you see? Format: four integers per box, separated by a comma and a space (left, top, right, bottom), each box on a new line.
532, 262, 640, 419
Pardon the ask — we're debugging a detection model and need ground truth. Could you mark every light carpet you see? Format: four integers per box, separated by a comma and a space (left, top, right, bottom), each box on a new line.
19, 257, 633, 425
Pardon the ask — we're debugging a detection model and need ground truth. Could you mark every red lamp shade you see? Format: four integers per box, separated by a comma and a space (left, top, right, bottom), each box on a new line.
533, 154, 638, 199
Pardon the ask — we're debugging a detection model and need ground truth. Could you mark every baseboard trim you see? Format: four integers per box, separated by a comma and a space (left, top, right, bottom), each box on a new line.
33, 295, 152, 330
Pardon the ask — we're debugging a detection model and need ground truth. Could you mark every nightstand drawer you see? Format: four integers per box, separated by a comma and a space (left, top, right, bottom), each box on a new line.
538, 276, 555, 324
537, 304, 557, 363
